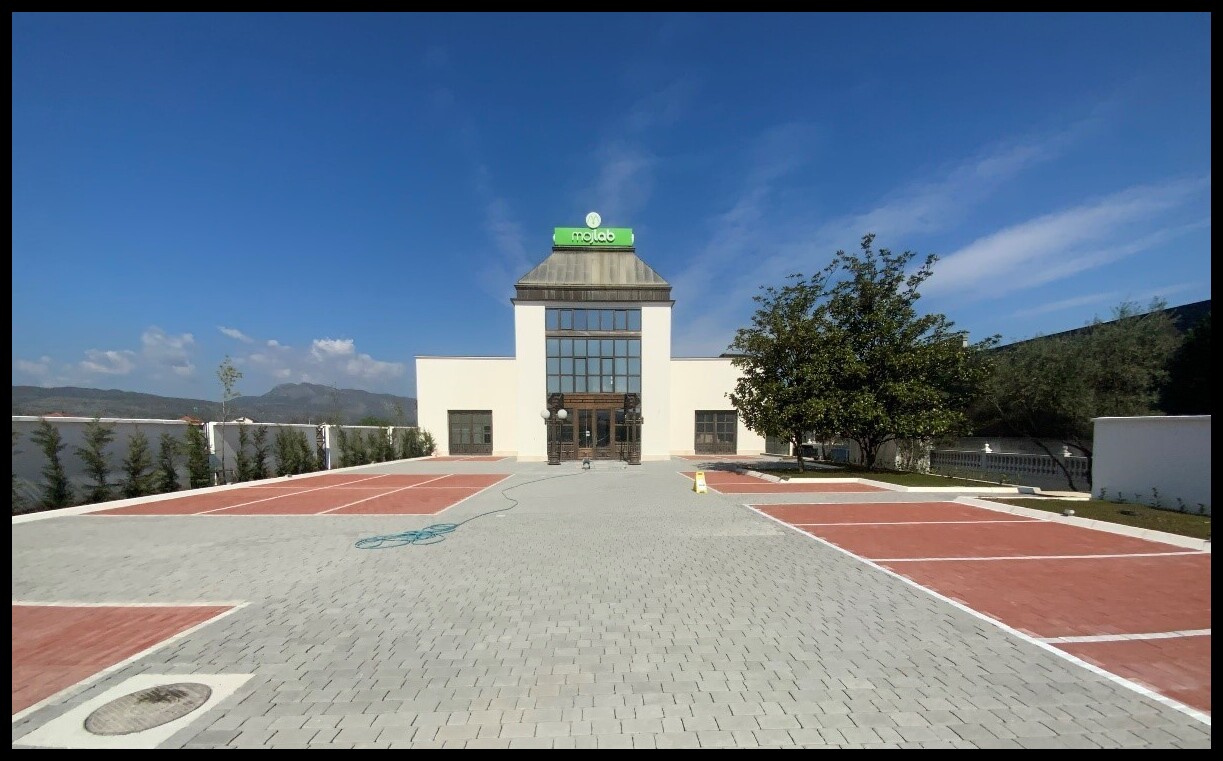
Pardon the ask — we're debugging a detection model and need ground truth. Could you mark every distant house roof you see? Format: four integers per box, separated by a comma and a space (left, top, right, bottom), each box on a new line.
179, 415, 203, 425
1002, 299, 1210, 349
514, 246, 672, 303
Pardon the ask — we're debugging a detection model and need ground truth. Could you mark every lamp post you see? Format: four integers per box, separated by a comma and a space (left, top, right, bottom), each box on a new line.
541, 393, 567, 465
623, 393, 642, 465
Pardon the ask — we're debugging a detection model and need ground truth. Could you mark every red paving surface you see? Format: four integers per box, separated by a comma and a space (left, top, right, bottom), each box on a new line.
12, 604, 231, 715
1058, 635, 1211, 713
754, 499, 1212, 715
91, 474, 508, 516
758, 501, 1034, 525
884, 554, 1212, 637
803, 520, 1191, 560
683, 471, 886, 493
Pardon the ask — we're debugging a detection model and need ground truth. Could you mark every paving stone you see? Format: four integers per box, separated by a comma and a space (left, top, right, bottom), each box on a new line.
9, 460, 1210, 749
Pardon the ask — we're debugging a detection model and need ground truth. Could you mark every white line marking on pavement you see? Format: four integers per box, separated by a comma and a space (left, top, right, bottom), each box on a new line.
744, 504, 1212, 727
876, 551, 1205, 562
193, 474, 390, 514
793, 519, 1039, 527
315, 474, 452, 514
1040, 629, 1211, 644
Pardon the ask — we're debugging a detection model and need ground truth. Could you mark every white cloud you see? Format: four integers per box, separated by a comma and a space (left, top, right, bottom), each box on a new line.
15, 356, 52, 379
218, 326, 254, 343
343, 354, 405, 382
1011, 282, 1199, 319
591, 142, 655, 223
79, 349, 136, 376
310, 338, 356, 361
141, 327, 196, 378
266, 339, 287, 348
923, 178, 1210, 297
665, 120, 1154, 356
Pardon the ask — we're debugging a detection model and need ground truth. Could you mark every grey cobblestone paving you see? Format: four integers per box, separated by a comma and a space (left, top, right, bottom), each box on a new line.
11, 459, 1211, 748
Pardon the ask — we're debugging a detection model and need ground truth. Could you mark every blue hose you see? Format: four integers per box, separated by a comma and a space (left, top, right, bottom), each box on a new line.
355, 470, 584, 549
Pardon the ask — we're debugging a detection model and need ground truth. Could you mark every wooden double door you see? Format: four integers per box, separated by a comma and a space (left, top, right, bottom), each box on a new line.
550, 394, 640, 461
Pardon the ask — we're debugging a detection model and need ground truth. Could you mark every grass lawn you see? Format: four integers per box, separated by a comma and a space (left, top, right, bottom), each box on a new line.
989, 498, 1212, 540
755, 465, 990, 487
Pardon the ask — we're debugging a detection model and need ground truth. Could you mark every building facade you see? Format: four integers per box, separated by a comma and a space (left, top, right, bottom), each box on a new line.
416, 216, 765, 461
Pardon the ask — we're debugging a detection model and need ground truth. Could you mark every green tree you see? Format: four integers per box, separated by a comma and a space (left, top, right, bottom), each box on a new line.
31, 419, 73, 509
216, 356, 243, 483
76, 417, 116, 503
822, 234, 995, 469
420, 429, 436, 456
729, 272, 842, 471
979, 300, 1180, 490
1162, 312, 1210, 415
357, 415, 392, 427
730, 234, 993, 471
184, 423, 212, 489
252, 425, 271, 480
235, 423, 254, 482
334, 427, 350, 467
155, 433, 181, 494
400, 428, 422, 459
119, 430, 155, 499
301, 429, 321, 472
273, 427, 296, 476
12, 428, 22, 512
348, 428, 369, 466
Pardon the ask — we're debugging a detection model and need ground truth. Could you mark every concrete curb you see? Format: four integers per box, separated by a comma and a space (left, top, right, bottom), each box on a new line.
959, 496, 1211, 552
740, 468, 1024, 495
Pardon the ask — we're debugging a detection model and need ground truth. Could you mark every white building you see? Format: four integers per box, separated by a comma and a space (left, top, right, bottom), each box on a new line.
416, 216, 765, 461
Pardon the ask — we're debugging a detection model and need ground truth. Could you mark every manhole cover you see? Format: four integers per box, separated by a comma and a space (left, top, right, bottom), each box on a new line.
84, 683, 212, 736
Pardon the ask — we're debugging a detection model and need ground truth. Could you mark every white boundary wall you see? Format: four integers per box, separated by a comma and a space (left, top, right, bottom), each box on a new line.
12, 416, 193, 501
1092, 415, 1211, 513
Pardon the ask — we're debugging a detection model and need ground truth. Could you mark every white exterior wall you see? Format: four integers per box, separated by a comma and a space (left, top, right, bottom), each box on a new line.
12, 416, 194, 502
668, 359, 766, 455
514, 304, 547, 461
639, 304, 673, 460
1093, 415, 1211, 513
415, 357, 518, 456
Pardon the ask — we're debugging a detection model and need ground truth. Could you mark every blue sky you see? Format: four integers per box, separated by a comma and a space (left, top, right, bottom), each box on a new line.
12, 13, 1212, 399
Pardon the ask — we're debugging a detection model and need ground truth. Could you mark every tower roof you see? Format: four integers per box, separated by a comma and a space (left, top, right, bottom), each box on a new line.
514, 246, 672, 303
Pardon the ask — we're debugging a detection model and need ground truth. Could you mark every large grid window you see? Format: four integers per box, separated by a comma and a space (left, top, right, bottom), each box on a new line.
695, 411, 737, 454
547, 337, 641, 394
546, 308, 641, 332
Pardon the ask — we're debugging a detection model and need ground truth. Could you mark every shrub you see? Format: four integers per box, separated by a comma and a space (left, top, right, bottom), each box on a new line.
156, 433, 181, 494
235, 423, 254, 482
76, 417, 116, 504
420, 429, 436, 456
31, 419, 73, 509
184, 424, 212, 489
399, 428, 422, 459
274, 427, 295, 477
252, 425, 270, 481
120, 429, 155, 499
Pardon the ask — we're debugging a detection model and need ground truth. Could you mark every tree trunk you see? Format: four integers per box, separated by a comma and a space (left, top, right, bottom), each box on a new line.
1031, 438, 1079, 492
793, 433, 805, 472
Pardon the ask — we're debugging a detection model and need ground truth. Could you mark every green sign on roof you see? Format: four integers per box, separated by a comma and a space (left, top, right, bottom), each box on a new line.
553, 227, 634, 247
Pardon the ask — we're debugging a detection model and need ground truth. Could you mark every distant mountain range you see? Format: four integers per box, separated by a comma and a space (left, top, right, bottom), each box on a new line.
11, 383, 417, 425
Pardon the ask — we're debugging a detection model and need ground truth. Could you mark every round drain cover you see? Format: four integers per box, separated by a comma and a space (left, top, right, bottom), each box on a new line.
84, 683, 212, 736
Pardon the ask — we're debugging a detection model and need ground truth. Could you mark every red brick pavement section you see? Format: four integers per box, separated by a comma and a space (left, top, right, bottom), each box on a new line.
1056, 635, 1211, 714
880, 554, 1211, 638
331, 488, 482, 514
12, 605, 232, 715
758, 502, 1032, 525
805, 520, 1190, 560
